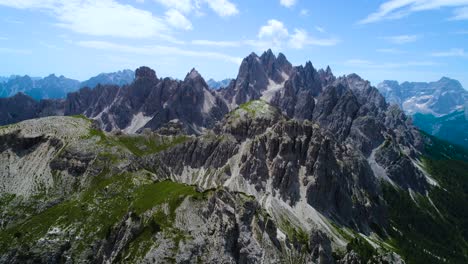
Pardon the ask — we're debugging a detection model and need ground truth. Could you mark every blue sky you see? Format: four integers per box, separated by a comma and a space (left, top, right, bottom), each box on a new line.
0, 0, 467, 87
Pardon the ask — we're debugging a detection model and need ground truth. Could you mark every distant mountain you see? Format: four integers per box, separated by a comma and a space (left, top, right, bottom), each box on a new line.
0, 70, 135, 100
0, 74, 80, 100
80, 69, 134, 89
413, 107, 468, 149
377, 77, 467, 116
206, 78, 232, 89
378, 78, 468, 149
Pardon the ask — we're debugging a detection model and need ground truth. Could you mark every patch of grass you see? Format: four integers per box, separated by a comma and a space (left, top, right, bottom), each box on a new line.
132, 180, 201, 216
278, 217, 309, 250
346, 236, 377, 263
0, 170, 203, 261
70, 115, 91, 122
114, 135, 188, 157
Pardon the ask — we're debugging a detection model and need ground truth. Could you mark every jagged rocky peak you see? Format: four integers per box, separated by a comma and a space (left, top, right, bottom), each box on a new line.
184, 68, 207, 87
260, 49, 293, 83
186, 68, 202, 80
135, 66, 157, 80
338, 73, 372, 91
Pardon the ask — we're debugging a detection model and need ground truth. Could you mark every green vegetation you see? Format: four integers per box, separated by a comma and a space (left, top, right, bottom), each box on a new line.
82, 124, 189, 156
115, 134, 188, 156
384, 133, 468, 264
234, 100, 278, 119
278, 218, 309, 250
70, 114, 92, 122
413, 110, 468, 149
346, 236, 377, 263
0, 169, 203, 262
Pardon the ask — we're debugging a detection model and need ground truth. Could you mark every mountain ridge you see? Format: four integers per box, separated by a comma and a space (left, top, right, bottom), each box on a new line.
0, 50, 467, 263
0, 70, 135, 100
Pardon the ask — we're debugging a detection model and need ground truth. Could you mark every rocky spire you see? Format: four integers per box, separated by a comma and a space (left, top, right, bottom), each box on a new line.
135, 66, 157, 80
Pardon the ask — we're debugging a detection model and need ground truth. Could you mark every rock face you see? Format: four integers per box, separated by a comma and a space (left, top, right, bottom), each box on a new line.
0, 93, 64, 126
65, 67, 229, 134
219, 49, 293, 108
140, 100, 428, 238
377, 77, 468, 116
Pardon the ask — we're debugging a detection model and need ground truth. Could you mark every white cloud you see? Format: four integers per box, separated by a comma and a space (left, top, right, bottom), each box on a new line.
0, 0, 170, 38
193, 19, 339, 50
280, 0, 296, 8
289, 29, 339, 49
359, 0, 468, 24
153, 0, 238, 17
258, 19, 289, 48
203, 0, 238, 17
153, 0, 193, 13
77, 40, 242, 64
383, 34, 419, 44
300, 9, 309, 16
431, 48, 467, 57
165, 9, 192, 30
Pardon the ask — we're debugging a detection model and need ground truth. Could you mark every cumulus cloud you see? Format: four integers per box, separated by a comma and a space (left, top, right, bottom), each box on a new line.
0, 0, 239, 39
204, 0, 238, 16
258, 19, 289, 48
359, 0, 468, 24
193, 19, 339, 51
0, 0, 170, 38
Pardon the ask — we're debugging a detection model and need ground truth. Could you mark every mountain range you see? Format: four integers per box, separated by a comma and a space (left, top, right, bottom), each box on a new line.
413, 109, 468, 149
377, 77, 467, 116
0, 50, 467, 264
378, 78, 468, 148
207, 78, 233, 89
0, 70, 135, 100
